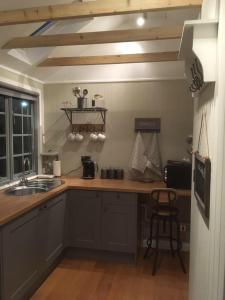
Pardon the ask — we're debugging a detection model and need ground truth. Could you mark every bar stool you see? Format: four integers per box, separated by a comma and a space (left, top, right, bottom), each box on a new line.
144, 188, 186, 275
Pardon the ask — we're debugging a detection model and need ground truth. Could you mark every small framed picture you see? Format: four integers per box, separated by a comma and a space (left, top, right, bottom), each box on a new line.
194, 152, 211, 222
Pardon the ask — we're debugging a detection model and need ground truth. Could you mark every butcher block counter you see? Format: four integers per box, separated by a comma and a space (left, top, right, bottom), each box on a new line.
0, 177, 191, 226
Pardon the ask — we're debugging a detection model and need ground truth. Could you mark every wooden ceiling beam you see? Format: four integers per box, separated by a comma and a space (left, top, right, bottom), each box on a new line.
2, 25, 183, 49
38, 51, 179, 67
0, 0, 202, 26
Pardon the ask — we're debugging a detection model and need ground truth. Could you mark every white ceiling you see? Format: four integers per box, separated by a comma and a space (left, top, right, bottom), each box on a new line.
0, 1, 201, 83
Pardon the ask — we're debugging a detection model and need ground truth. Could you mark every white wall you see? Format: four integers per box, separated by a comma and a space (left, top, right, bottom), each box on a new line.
43, 81, 193, 177
188, 0, 225, 299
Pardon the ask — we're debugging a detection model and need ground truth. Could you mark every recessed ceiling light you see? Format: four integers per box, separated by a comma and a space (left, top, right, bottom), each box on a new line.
137, 15, 146, 27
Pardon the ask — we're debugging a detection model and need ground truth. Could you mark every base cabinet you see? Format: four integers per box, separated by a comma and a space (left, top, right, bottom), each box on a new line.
1, 193, 66, 300
40, 194, 66, 270
0, 189, 138, 300
1, 209, 40, 300
68, 190, 137, 255
101, 192, 137, 253
68, 190, 101, 249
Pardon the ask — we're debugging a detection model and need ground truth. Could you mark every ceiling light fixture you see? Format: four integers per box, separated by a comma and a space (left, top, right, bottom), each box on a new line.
136, 14, 146, 27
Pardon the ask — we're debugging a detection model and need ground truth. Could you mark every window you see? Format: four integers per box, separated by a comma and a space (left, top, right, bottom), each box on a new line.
0, 95, 8, 182
0, 86, 38, 185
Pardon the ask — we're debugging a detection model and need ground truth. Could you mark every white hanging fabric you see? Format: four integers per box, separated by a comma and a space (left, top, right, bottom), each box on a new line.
130, 131, 148, 174
146, 133, 162, 177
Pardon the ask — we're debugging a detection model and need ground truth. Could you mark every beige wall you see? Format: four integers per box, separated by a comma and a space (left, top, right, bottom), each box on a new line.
43, 81, 193, 177
0, 66, 43, 91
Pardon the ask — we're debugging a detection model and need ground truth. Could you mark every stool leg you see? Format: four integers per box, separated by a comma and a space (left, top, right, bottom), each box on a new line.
144, 214, 154, 258
163, 219, 166, 233
175, 218, 186, 274
152, 217, 160, 276
169, 217, 175, 257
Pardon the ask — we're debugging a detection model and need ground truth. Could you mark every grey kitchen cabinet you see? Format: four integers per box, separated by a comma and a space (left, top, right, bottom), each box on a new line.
0, 230, 2, 297
68, 190, 101, 249
101, 192, 137, 253
1, 208, 40, 300
68, 190, 138, 254
1, 193, 66, 300
39, 193, 66, 270
0, 188, 138, 300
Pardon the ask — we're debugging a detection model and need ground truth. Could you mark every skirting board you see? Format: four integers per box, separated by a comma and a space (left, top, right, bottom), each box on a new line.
143, 239, 190, 252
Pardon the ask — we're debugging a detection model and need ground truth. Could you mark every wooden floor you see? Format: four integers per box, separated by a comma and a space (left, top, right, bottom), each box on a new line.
31, 250, 189, 300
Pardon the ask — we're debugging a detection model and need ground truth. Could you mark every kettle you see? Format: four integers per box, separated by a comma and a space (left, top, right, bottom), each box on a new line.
81, 156, 98, 179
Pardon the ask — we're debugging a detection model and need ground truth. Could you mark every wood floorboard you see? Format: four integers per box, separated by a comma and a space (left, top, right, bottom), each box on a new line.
31, 250, 189, 300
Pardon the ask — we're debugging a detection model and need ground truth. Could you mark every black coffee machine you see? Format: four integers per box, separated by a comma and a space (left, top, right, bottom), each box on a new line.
81, 156, 98, 179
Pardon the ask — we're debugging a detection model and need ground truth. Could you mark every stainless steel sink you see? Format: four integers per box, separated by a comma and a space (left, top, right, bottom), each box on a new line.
6, 185, 48, 196
6, 178, 65, 196
28, 178, 64, 189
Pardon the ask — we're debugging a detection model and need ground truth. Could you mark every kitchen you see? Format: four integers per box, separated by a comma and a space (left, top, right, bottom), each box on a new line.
0, 1, 225, 300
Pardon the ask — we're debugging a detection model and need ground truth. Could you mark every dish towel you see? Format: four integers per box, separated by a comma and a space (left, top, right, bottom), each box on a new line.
130, 132, 148, 174
146, 133, 162, 176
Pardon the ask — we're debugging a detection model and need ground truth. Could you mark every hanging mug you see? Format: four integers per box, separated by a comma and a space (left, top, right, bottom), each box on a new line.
97, 133, 106, 142
68, 132, 76, 142
75, 133, 84, 142
90, 133, 98, 142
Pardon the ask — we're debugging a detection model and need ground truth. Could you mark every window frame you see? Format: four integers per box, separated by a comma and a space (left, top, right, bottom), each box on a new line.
0, 84, 39, 186
0, 95, 10, 184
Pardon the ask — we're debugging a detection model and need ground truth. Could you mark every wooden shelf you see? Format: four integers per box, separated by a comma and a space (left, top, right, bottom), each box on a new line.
61, 107, 107, 113
179, 19, 218, 97
61, 107, 107, 132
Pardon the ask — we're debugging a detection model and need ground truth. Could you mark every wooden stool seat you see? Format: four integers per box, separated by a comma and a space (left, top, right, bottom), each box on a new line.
152, 205, 179, 217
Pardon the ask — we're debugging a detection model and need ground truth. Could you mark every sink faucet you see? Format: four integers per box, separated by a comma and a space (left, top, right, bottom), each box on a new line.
20, 157, 31, 186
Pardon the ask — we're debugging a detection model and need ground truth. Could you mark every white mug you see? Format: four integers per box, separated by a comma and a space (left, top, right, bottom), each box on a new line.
68, 132, 76, 142
97, 133, 106, 142
75, 133, 84, 142
90, 133, 98, 142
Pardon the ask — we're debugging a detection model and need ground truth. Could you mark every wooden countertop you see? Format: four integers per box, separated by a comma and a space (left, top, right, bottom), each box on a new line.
0, 178, 191, 227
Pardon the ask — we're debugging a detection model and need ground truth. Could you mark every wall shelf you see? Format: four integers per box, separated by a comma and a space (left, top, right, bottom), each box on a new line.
179, 19, 218, 96
61, 107, 107, 132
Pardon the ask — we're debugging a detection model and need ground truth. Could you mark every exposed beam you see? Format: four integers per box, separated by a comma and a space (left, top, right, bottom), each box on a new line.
2, 25, 183, 49
38, 52, 179, 67
0, 0, 202, 26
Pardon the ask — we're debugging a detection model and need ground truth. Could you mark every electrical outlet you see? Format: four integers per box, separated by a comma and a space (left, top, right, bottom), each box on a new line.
180, 224, 187, 232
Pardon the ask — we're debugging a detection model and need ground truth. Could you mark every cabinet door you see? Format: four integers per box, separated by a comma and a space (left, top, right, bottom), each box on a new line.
2, 208, 40, 300
68, 190, 101, 249
101, 192, 137, 253
0, 230, 2, 296
41, 193, 66, 268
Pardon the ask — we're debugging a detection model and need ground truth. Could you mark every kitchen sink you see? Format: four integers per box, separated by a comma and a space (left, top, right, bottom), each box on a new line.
28, 178, 65, 189
6, 178, 65, 196
6, 185, 48, 196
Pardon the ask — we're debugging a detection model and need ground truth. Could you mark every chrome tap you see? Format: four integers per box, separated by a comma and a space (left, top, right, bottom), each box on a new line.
20, 157, 31, 186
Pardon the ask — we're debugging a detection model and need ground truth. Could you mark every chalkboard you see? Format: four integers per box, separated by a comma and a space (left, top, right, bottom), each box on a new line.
194, 152, 211, 220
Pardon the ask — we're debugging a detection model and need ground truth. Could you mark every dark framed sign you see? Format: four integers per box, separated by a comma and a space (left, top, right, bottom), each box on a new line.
135, 118, 161, 133
194, 152, 211, 221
